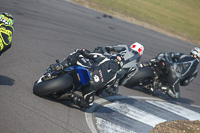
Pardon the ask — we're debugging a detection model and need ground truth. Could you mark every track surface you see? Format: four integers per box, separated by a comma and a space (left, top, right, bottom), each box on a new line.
86, 96, 200, 133
0, 0, 200, 133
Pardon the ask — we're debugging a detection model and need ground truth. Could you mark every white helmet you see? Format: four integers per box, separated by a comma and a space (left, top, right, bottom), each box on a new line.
190, 47, 200, 61
130, 42, 144, 56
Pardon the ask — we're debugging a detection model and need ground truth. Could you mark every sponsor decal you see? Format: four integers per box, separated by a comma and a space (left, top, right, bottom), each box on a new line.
93, 75, 100, 82
99, 69, 104, 82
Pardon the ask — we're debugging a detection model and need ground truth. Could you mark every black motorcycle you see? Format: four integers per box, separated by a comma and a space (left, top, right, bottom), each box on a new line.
122, 58, 170, 95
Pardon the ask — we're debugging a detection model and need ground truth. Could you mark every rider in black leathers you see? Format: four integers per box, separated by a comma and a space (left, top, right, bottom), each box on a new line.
94, 42, 144, 95
50, 48, 121, 108
141, 47, 200, 99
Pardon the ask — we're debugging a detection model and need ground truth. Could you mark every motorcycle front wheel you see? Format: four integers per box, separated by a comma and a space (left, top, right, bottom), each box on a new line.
33, 73, 73, 97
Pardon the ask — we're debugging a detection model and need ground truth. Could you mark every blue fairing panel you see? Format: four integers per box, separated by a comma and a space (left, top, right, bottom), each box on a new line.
76, 66, 91, 85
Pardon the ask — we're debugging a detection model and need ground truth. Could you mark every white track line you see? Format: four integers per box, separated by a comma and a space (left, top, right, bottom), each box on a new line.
85, 96, 163, 133
146, 100, 200, 120
85, 96, 200, 133
96, 118, 136, 133
105, 101, 166, 127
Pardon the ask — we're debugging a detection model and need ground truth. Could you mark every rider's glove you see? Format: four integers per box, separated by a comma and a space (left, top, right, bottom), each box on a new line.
75, 49, 86, 54
150, 58, 157, 63
156, 53, 165, 60
105, 45, 114, 53
75, 49, 81, 53
152, 57, 166, 68
93, 47, 104, 54
150, 58, 160, 66
50, 63, 63, 71
140, 61, 153, 67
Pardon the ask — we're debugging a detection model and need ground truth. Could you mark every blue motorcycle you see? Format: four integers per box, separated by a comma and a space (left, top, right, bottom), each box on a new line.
33, 64, 91, 97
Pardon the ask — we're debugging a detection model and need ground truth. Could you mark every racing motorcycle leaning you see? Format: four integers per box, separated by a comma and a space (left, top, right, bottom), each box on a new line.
33, 50, 120, 105
33, 59, 91, 98
123, 57, 182, 98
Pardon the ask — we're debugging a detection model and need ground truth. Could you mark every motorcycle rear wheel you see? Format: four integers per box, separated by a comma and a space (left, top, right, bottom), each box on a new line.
124, 66, 154, 87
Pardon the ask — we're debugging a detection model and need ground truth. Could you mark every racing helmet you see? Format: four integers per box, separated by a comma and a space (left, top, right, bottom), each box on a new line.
190, 47, 200, 61
0, 12, 14, 26
130, 42, 144, 56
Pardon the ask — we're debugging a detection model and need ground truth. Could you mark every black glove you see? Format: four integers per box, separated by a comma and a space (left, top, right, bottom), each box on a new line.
93, 47, 104, 54
75, 48, 87, 55
75, 49, 81, 53
50, 63, 63, 71
152, 56, 167, 68
105, 46, 114, 53
140, 61, 153, 67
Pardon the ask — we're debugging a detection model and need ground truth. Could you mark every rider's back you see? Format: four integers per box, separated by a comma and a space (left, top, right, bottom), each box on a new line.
0, 22, 14, 55
176, 54, 199, 85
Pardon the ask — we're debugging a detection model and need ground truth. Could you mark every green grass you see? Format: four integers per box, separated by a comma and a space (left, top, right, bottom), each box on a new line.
71, 0, 200, 44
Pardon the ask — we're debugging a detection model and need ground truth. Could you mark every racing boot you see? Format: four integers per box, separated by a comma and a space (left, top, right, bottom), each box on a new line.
58, 92, 90, 108
95, 89, 104, 97
152, 82, 162, 91
166, 84, 180, 99
105, 79, 119, 96
105, 86, 119, 96
71, 94, 90, 109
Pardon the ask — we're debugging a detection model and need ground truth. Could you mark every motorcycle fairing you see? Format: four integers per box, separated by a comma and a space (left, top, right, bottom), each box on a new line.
75, 66, 91, 85
66, 66, 91, 85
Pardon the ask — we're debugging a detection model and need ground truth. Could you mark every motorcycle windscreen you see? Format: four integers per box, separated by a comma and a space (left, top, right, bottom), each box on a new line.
76, 66, 91, 85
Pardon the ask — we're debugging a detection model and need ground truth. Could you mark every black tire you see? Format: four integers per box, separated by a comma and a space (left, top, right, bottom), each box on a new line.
124, 66, 154, 87
33, 73, 73, 97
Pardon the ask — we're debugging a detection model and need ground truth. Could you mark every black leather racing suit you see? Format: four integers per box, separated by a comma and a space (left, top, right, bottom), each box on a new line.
94, 44, 142, 94
54, 49, 120, 108
156, 52, 199, 99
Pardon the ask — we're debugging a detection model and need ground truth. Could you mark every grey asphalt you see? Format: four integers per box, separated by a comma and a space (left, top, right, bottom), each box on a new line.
0, 0, 199, 133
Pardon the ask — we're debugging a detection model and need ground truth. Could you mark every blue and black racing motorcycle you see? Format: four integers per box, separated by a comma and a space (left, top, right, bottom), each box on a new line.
33, 62, 91, 97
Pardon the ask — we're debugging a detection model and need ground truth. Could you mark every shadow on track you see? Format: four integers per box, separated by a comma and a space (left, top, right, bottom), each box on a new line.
0, 75, 15, 86
86, 88, 195, 115
38, 94, 87, 112
127, 86, 194, 105
33, 85, 194, 113
87, 86, 196, 113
